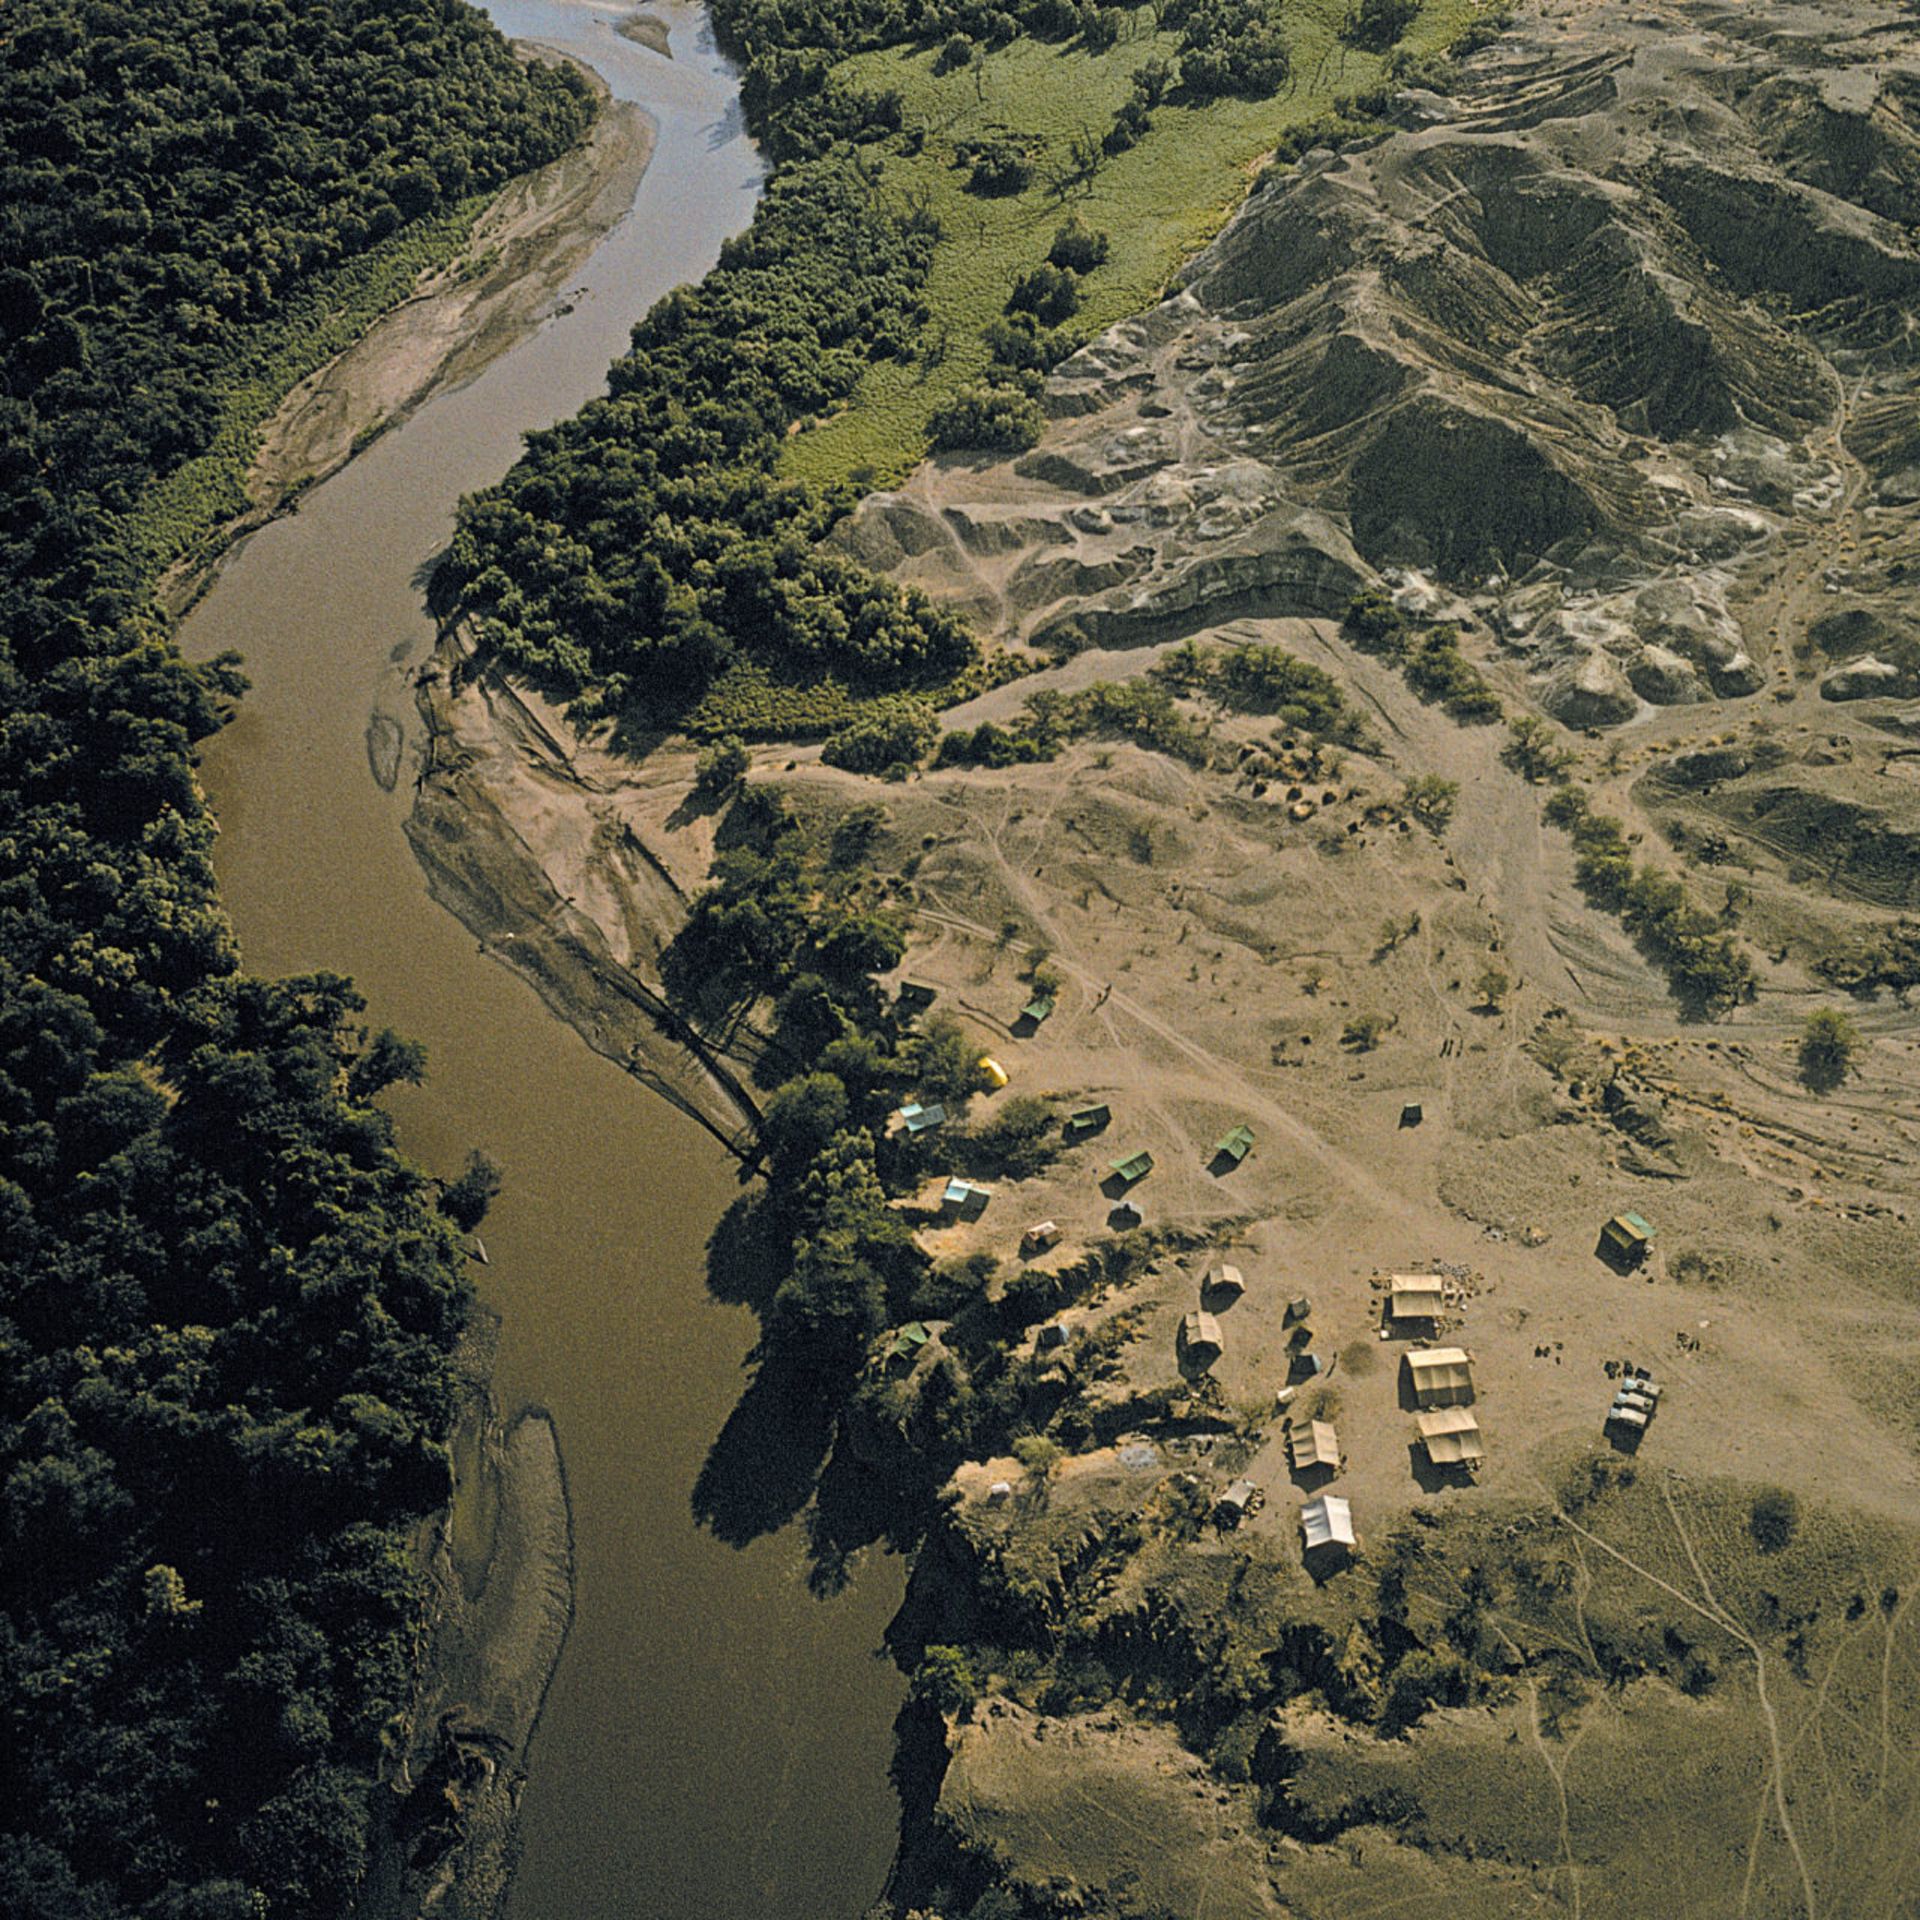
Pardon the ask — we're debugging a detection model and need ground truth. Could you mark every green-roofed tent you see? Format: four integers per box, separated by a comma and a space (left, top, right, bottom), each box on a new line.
888, 1321, 933, 1364
1109, 1150, 1154, 1185
1599, 1211, 1654, 1264
1212, 1124, 1255, 1166
1064, 1103, 1111, 1140
1020, 995, 1055, 1026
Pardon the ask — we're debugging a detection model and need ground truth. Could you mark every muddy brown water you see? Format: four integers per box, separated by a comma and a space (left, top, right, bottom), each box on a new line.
181, 6, 906, 1916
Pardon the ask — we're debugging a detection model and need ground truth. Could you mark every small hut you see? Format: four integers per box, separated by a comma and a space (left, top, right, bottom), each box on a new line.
1018, 994, 1055, 1028
1064, 1103, 1112, 1141
893, 1100, 948, 1137
1387, 1274, 1446, 1324
887, 1322, 933, 1368
1215, 1478, 1259, 1527
942, 1177, 990, 1218
1212, 1123, 1255, 1168
1109, 1149, 1154, 1186
1598, 1212, 1654, 1267
978, 1055, 1009, 1090
1020, 1220, 1062, 1257
1204, 1262, 1246, 1302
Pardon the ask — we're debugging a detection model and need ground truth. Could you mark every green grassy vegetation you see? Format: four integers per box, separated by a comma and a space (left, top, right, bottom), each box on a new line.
120, 196, 494, 590
785, 0, 1485, 488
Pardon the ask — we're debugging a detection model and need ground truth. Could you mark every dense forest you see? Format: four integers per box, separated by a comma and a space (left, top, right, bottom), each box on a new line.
0, 5, 590, 1916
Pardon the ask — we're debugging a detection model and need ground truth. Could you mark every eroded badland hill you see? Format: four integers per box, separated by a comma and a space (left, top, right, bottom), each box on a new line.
415, 1, 1920, 1912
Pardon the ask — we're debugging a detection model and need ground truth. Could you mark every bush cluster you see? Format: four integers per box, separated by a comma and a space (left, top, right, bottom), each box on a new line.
1542, 787, 1757, 1014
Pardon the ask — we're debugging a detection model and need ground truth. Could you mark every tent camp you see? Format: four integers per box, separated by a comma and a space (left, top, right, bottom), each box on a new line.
1388, 1274, 1446, 1322
1180, 1310, 1223, 1365
1301, 1493, 1355, 1553
1405, 1346, 1475, 1407
1416, 1406, 1484, 1467
1290, 1419, 1341, 1474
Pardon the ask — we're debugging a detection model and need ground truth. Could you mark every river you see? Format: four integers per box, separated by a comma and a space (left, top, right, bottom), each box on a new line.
180, 6, 907, 1917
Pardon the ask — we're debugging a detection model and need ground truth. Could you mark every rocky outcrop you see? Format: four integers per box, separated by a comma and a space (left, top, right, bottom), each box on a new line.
841, 0, 1920, 726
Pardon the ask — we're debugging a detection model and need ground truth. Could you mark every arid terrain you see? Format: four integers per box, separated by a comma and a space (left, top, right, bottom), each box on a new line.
409, 0, 1920, 1911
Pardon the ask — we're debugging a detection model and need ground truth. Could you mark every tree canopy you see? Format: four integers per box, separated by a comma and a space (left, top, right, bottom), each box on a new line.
0, 5, 590, 1914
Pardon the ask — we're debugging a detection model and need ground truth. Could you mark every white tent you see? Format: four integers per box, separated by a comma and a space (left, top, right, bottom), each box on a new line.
1301, 1493, 1355, 1551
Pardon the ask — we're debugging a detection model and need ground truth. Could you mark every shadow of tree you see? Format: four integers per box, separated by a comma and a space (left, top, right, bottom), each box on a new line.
690, 1347, 837, 1549
703, 1191, 784, 1313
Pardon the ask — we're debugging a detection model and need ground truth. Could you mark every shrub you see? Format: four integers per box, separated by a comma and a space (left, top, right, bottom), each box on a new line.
1342, 1011, 1393, 1050
1104, 93, 1153, 153
820, 700, 938, 775
984, 311, 1078, 374
1131, 55, 1178, 106
1475, 965, 1511, 1009
1048, 215, 1111, 274
694, 733, 751, 800
1342, 0, 1418, 51
968, 1094, 1058, 1178
1403, 773, 1460, 832
1174, 0, 1291, 99
911, 1644, 980, 1716
964, 134, 1034, 194
935, 31, 976, 73
442, 1149, 504, 1231
1007, 262, 1081, 324
1079, 4, 1123, 51
1798, 1007, 1861, 1091
1504, 713, 1575, 784
926, 379, 1046, 453
1750, 1487, 1800, 1554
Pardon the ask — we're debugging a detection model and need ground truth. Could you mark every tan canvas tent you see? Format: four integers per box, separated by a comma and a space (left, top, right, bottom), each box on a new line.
1388, 1273, 1446, 1321
1180, 1310, 1223, 1364
1289, 1419, 1341, 1473
1416, 1406, 1484, 1466
1406, 1346, 1475, 1407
